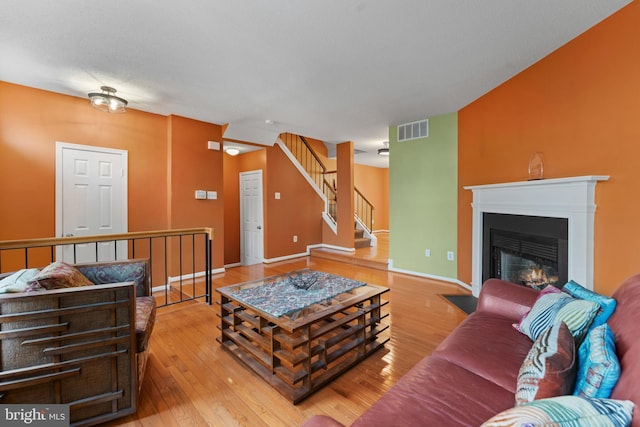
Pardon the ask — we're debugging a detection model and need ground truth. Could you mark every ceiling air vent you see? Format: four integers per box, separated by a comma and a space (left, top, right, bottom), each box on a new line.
397, 119, 429, 142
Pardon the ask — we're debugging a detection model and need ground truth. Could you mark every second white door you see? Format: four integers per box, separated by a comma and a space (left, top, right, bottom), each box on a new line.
240, 170, 264, 266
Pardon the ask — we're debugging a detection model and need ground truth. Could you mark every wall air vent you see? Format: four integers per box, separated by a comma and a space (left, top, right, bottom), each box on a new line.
397, 119, 429, 142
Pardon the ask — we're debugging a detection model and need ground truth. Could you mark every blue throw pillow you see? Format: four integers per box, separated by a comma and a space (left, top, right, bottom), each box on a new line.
563, 280, 617, 328
574, 323, 621, 399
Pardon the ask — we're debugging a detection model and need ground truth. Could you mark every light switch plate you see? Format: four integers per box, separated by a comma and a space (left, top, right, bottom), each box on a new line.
207, 191, 217, 200
195, 190, 207, 200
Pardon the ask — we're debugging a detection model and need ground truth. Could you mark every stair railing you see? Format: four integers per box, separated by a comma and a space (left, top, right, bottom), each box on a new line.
281, 133, 337, 223
0, 228, 213, 307
281, 133, 327, 191
323, 171, 338, 224
355, 188, 374, 233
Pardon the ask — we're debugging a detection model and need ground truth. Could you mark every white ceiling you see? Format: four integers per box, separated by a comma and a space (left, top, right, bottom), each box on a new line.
0, 1, 631, 168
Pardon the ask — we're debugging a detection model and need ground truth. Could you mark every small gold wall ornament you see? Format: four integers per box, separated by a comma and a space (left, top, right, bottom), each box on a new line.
528, 152, 544, 180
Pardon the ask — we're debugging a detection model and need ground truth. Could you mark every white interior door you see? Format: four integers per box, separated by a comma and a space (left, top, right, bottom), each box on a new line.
56, 142, 128, 263
240, 170, 264, 265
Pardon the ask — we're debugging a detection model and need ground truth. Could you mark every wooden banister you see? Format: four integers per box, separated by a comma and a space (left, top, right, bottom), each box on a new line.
0, 228, 214, 307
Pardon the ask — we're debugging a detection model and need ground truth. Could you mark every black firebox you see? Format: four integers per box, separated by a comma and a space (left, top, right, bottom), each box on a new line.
482, 213, 568, 290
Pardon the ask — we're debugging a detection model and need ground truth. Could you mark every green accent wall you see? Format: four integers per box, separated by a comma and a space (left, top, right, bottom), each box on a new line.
389, 112, 458, 279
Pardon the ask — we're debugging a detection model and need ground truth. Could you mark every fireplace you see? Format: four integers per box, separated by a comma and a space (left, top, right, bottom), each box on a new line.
483, 213, 568, 290
464, 175, 609, 297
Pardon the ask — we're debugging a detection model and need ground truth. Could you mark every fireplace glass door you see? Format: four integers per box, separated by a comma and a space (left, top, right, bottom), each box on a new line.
495, 249, 559, 290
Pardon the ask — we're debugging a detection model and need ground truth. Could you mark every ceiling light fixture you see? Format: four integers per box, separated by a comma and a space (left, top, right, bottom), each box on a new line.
378, 141, 389, 156
225, 147, 240, 156
88, 86, 128, 113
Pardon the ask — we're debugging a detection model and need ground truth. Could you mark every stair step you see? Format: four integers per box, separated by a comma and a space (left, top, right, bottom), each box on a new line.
354, 237, 371, 249
354, 229, 365, 239
310, 248, 387, 271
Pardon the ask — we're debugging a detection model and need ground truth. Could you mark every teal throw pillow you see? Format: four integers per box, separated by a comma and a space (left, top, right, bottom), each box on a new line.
574, 323, 621, 399
482, 396, 634, 427
563, 280, 617, 328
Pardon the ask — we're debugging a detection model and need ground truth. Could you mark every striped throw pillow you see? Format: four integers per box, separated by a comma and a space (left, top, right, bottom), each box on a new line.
516, 321, 576, 406
516, 288, 600, 342
482, 396, 634, 427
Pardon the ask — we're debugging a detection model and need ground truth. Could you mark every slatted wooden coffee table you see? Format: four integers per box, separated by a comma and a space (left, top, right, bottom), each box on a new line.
216, 270, 390, 404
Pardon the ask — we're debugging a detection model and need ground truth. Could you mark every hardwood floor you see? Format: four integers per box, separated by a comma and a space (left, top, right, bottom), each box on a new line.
106, 239, 470, 427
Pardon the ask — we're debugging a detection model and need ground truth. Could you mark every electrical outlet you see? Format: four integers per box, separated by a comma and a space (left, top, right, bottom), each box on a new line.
293, 235, 298, 243
425, 249, 431, 257
447, 251, 455, 261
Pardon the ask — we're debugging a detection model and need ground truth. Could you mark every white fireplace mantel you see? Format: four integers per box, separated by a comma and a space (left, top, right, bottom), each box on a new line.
464, 176, 609, 297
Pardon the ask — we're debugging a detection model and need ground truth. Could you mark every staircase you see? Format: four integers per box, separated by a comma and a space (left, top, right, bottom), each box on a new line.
278, 133, 376, 247
355, 227, 371, 249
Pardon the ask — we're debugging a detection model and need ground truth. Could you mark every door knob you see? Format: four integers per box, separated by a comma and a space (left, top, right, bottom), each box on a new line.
257, 226, 262, 230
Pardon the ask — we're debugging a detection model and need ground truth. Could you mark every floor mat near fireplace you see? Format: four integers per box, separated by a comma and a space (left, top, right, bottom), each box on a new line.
442, 294, 478, 315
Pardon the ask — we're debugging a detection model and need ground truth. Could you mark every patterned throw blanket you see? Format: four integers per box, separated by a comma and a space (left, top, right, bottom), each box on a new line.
229, 269, 367, 317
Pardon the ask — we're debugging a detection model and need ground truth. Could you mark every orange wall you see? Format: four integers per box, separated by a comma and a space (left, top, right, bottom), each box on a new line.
458, 2, 640, 296
0, 82, 168, 241
222, 140, 388, 263
223, 152, 241, 265
0, 82, 225, 271
266, 145, 324, 258
354, 164, 389, 231
222, 148, 267, 265
167, 115, 225, 270
322, 142, 355, 248
1, 82, 386, 270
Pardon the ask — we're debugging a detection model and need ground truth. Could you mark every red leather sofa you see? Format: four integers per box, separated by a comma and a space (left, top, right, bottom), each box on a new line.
302, 275, 640, 427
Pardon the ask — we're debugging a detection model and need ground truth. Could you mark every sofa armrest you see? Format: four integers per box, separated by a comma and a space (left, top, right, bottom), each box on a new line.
476, 279, 539, 322
0, 281, 137, 425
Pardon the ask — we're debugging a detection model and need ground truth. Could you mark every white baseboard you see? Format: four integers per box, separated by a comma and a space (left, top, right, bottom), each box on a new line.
388, 266, 472, 292
167, 267, 226, 284
263, 252, 309, 264
224, 262, 242, 269
152, 267, 226, 294
263, 243, 357, 264
313, 243, 355, 253
151, 284, 169, 293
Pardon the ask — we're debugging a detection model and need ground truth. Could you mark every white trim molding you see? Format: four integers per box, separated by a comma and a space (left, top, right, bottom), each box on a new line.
168, 268, 226, 284
388, 264, 472, 291
464, 176, 609, 297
